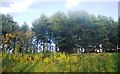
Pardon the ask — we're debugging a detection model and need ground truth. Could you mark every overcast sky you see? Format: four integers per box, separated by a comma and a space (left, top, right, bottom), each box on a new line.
0, 0, 119, 27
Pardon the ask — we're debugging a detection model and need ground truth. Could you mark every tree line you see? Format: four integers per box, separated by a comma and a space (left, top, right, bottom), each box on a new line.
0, 10, 119, 53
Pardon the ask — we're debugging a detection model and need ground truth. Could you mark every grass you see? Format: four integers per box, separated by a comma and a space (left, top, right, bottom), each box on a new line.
1, 52, 120, 72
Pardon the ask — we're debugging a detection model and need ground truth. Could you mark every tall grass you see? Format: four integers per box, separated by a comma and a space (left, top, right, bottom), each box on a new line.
1, 52, 119, 72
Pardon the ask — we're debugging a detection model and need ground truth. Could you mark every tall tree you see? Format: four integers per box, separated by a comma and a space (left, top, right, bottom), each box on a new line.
32, 14, 50, 51
31, 11, 118, 53
20, 22, 29, 33
1, 14, 20, 35
118, 17, 120, 48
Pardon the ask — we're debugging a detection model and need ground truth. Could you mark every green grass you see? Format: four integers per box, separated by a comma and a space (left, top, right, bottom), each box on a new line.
1, 52, 120, 72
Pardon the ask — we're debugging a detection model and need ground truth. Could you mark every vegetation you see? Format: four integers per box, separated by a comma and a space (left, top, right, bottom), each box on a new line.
32, 11, 118, 52
0, 10, 120, 72
118, 17, 120, 48
1, 52, 120, 72
0, 11, 119, 53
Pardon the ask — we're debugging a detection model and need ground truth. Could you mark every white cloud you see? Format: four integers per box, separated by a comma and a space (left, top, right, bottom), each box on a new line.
83, 0, 119, 2
65, 0, 82, 8
64, 0, 119, 8
0, 0, 36, 14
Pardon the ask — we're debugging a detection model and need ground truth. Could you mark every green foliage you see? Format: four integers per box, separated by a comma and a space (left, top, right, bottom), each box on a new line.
1, 14, 20, 35
32, 11, 118, 52
118, 17, 120, 48
20, 22, 29, 33
32, 14, 50, 41
15, 44, 20, 53
1, 31, 34, 53
2, 52, 119, 72
1, 11, 118, 53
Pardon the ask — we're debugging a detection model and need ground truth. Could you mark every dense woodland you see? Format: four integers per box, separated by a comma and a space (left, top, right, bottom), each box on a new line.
0, 10, 120, 54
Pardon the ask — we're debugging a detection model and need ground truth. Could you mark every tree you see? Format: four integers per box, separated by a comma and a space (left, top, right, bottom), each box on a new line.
32, 14, 50, 52
1, 14, 20, 52
1, 11, 117, 53
31, 11, 118, 53
1, 14, 20, 35
96, 16, 118, 50
118, 17, 120, 48
20, 22, 29, 33
1, 14, 34, 53
49, 11, 70, 52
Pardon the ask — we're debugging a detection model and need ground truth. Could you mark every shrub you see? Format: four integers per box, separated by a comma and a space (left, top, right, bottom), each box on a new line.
15, 44, 20, 53
44, 57, 49, 64
34, 54, 40, 62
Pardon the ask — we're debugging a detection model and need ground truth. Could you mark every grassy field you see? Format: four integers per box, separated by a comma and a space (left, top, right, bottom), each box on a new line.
1, 52, 120, 72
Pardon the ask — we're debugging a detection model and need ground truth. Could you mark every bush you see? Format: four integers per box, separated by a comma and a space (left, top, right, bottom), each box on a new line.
34, 54, 40, 62
2, 52, 119, 72
15, 44, 20, 53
